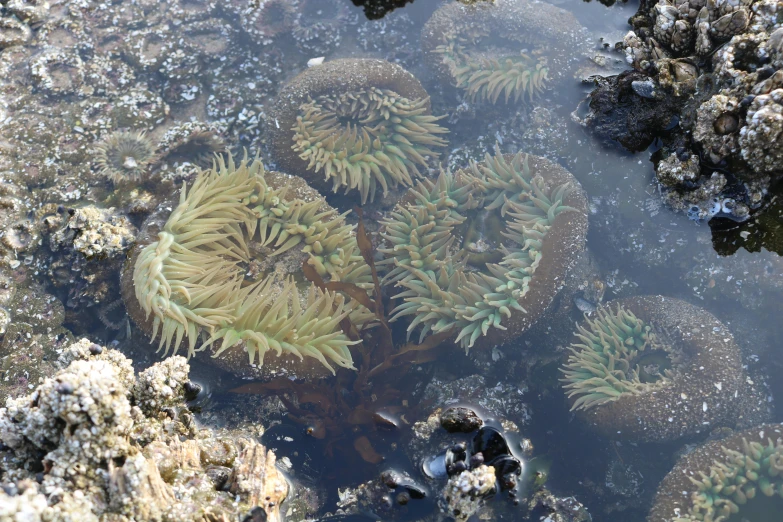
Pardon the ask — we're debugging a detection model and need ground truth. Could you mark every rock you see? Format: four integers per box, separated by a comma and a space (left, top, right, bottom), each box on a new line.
0, 339, 289, 522
577, 71, 679, 152
440, 407, 483, 433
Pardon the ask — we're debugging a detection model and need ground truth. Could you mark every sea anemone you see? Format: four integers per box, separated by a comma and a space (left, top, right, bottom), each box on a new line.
269, 58, 449, 205
239, 0, 297, 43
291, 0, 354, 53
561, 296, 759, 442
561, 304, 683, 412
94, 131, 156, 184
122, 154, 373, 378
650, 424, 783, 522
421, 0, 583, 104
379, 149, 588, 351
156, 121, 227, 171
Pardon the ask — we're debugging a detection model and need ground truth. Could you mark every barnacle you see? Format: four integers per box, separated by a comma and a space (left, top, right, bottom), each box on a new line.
379, 149, 588, 351
269, 58, 448, 204
651, 424, 783, 522
421, 0, 582, 105
561, 305, 682, 411
0, 16, 32, 49
125, 154, 373, 376
561, 296, 755, 442
94, 131, 156, 184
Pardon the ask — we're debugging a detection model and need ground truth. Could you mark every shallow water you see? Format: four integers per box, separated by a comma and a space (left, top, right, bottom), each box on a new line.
2, 0, 782, 520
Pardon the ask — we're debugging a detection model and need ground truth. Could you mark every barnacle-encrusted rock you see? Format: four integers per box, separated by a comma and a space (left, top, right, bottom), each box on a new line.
155, 121, 227, 176
6, 0, 50, 25
269, 58, 448, 204
0, 339, 289, 522
30, 49, 88, 96
238, 0, 297, 43
694, 94, 741, 163
50, 206, 138, 260
421, 0, 583, 105
379, 149, 588, 351
649, 424, 783, 522
0, 288, 71, 404
649, 0, 751, 59
439, 465, 497, 521
613, 0, 783, 224
561, 295, 757, 442
122, 154, 373, 379
739, 88, 783, 173
0, 16, 32, 49
656, 151, 701, 187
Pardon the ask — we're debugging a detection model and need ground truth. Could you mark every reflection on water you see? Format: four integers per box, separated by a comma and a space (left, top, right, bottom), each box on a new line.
0, 0, 781, 521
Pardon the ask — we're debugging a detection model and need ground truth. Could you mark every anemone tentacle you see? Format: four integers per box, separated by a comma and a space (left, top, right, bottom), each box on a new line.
435, 40, 549, 104
291, 87, 448, 204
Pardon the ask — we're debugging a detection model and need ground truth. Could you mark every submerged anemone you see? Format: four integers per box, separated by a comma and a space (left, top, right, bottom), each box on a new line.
291, 0, 353, 53
122, 154, 373, 378
379, 149, 588, 351
650, 424, 783, 522
239, 0, 297, 43
94, 131, 156, 184
561, 296, 756, 442
156, 122, 227, 171
269, 58, 449, 205
421, 0, 583, 104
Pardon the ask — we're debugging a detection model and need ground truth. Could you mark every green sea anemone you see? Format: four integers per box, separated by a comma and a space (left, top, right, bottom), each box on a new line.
421, 0, 583, 105
435, 39, 549, 104
650, 424, 783, 522
122, 154, 373, 377
94, 131, 156, 184
561, 296, 763, 443
269, 58, 449, 205
379, 149, 588, 351
561, 305, 682, 411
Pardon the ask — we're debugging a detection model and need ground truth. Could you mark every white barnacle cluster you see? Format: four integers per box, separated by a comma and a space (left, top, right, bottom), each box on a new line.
739, 84, 783, 173
652, 0, 752, 56
440, 465, 497, 522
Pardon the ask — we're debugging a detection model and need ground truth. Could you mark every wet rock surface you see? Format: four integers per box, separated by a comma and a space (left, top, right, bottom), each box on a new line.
576, 70, 680, 152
